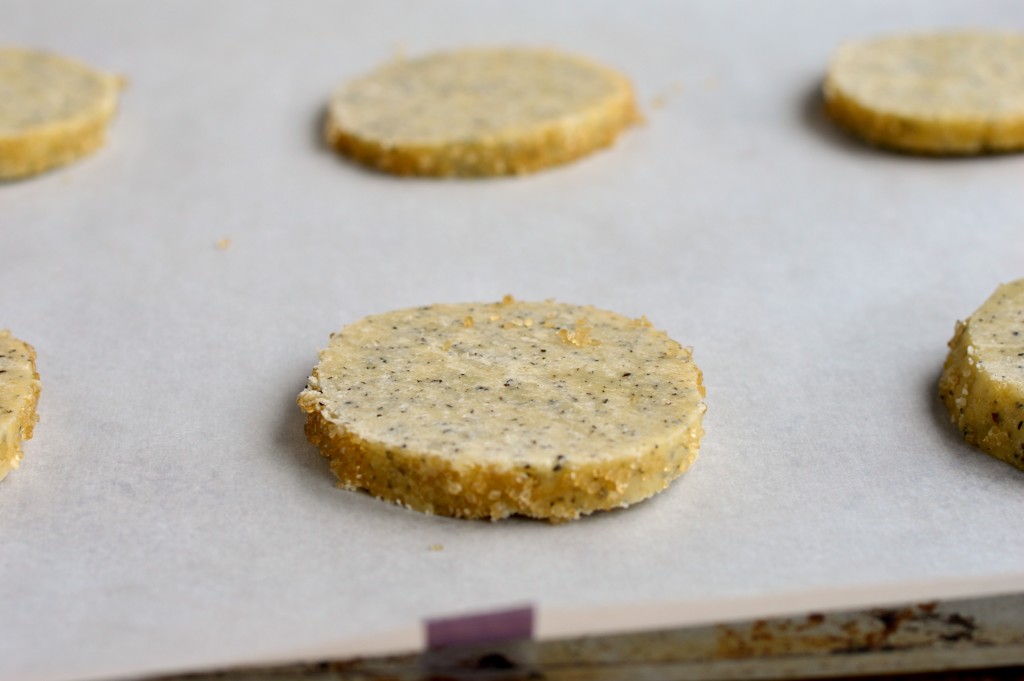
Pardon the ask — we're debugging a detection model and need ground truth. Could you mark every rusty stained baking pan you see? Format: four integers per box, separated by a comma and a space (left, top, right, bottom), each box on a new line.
138, 591, 1024, 681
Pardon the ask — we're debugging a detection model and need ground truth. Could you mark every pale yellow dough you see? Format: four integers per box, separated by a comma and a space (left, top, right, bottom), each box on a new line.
0, 331, 40, 481
325, 48, 640, 176
298, 297, 706, 522
940, 280, 1024, 471
824, 32, 1024, 154
0, 47, 121, 179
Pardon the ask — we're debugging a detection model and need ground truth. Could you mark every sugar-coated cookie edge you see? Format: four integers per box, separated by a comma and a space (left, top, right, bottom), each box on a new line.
939, 283, 1024, 471
297, 299, 705, 522
299, 402, 702, 522
823, 33, 1024, 155
0, 48, 122, 180
324, 49, 641, 177
0, 331, 41, 481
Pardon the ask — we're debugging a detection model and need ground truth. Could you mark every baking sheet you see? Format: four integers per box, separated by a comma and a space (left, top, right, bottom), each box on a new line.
3, 1, 1024, 680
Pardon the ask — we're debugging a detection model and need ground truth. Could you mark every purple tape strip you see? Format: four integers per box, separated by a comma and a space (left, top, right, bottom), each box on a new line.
426, 605, 535, 649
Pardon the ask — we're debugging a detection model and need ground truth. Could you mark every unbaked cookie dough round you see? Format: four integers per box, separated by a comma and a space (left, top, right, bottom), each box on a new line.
298, 297, 706, 522
940, 279, 1024, 471
0, 331, 40, 481
824, 32, 1024, 154
324, 48, 640, 176
0, 47, 121, 180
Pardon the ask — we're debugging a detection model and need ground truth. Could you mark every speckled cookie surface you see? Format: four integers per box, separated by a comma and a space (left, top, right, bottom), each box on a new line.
824, 32, 1024, 154
940, 280, 1024, 471
0, 331, 40, 481
325, 48, 640, 176
298, 297, 706, 522
0, 47, 120, 179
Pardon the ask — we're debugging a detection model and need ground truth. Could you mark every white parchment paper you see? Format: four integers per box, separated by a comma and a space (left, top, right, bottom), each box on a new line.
2, 1, 1024, 679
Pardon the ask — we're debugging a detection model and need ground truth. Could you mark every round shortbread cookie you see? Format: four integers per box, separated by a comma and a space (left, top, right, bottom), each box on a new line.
0, 331, 40, 481
298, 297, 706, 522
939, 280, 1024, 471
0, 47, 121, 180
324, 48, 640, 177
824, 32, 1024, 154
